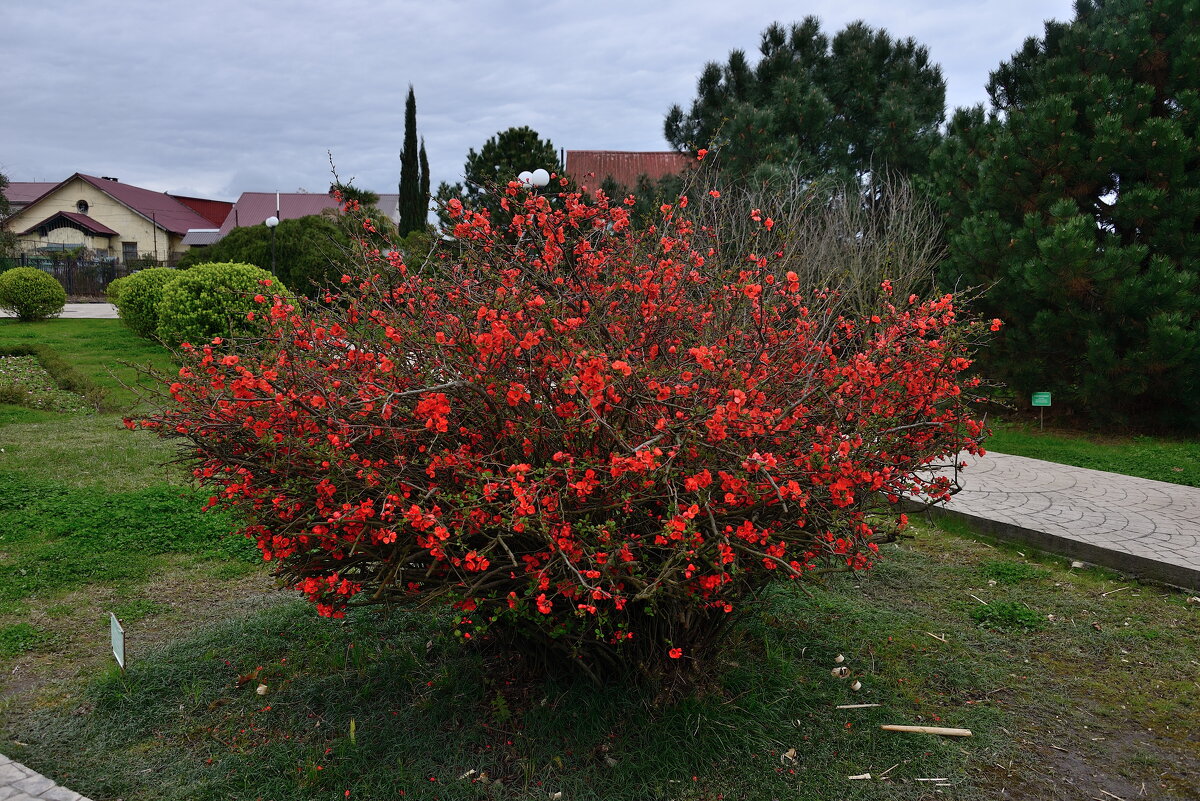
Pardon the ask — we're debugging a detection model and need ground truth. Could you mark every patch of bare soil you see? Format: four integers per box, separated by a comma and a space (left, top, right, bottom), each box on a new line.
973, 713, 1200, 800
1, 560, 286, 709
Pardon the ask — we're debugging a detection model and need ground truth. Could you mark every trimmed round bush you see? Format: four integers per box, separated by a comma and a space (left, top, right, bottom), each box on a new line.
111, 268, 180, 339
105, 275, 132, 306
0, 267, 66, 321
155, 262, 284, 347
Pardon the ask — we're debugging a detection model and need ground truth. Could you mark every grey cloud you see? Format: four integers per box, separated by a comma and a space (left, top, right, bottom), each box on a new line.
1, 0, 1075, 199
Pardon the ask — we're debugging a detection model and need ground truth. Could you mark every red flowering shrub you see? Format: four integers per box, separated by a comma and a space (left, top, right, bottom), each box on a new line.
131, 181, 990, 680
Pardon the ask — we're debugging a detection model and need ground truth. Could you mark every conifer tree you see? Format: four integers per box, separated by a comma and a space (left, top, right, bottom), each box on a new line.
435, 126, 561, 225
398, 86, 426, 235
665, 17, 945, 184
418, 138, 430, 215
928, 0, 1200, 430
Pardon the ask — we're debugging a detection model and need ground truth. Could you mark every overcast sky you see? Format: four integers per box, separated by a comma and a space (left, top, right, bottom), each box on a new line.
2, 0, 1075, 201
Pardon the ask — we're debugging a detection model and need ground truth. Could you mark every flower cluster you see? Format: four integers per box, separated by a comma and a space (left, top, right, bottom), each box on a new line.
132, 181, 989, 675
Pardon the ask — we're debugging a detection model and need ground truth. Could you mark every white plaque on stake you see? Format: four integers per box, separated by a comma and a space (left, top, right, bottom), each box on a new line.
110, 612, 125, 670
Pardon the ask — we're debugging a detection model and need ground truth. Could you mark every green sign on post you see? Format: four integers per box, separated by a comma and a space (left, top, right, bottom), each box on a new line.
1031, 391, 1051, 430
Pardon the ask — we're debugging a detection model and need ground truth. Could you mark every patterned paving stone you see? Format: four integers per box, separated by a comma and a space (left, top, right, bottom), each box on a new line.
932, 451, 1200, 590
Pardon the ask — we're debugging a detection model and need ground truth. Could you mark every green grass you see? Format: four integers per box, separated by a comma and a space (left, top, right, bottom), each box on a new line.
0, 412, 183, 490
3, 524, 1196, 801
0, 623, 53, 657
984, 420, 1200, 487
0, 318, 175, 412
0, 471, 258, 604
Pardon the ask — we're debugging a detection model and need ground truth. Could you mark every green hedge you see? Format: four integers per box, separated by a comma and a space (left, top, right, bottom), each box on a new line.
0, 268, 66, 321
111, 268, 179, 340
155, 262, 284, 347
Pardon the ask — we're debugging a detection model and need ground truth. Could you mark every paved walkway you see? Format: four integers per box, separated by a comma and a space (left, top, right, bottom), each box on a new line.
0, 753, 91, 801
0, 445, 1196, 798
0, 303, 118, 319
926, 451, 1200, 591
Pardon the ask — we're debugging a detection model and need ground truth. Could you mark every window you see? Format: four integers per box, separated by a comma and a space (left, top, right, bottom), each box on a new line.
122, 242, 138, 264
76, 200, 89, 214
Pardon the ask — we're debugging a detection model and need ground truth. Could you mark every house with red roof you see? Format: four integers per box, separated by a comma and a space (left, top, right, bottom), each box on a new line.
2, 182, 58, 216
3, 173, 231, 265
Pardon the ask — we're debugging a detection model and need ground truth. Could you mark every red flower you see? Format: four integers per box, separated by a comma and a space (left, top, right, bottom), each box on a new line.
669, 648, 683, 659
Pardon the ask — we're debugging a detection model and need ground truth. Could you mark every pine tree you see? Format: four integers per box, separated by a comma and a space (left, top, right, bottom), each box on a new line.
927, 0, 1200, 431
398, 86, 425, 236
435, 126, 561, 225
665, 17, 945, 184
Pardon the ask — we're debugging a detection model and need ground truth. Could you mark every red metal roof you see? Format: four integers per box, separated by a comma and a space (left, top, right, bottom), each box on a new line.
3, 182, 57, 206
74, 174, 212, 235
217, 192, 341, 237
171, 195, 234, 227
19, 210, 120, 236
216, 191, 401, 237
565, 151, 694, 193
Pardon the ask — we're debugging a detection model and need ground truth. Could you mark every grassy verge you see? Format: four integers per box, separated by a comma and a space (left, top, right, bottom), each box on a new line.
985, 420, 1200, 487
3, 522, 1196, 801
0, 318, 175, 413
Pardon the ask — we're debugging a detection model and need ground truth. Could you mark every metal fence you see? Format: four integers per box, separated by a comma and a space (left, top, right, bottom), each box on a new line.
0, 253, 182, 297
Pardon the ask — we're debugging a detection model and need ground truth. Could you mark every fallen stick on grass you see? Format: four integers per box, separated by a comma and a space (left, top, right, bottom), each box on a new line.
881, 725, 973, 737
847, 773, 871, 780
836, 703, 882, 709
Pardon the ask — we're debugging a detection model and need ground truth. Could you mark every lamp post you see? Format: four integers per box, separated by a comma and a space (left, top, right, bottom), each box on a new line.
518, 169, 550, 189
265, 215, 279, 276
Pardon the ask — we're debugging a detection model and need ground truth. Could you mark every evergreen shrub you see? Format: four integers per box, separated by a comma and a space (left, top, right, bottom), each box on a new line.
0, 267, 66, 321
111, 268, 179, 340
155, 262, 284, 348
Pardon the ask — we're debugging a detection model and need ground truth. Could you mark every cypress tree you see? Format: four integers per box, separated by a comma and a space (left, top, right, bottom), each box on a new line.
419, 138, 430, 215
928, 0, 1200, 431
398, 86, 424, 235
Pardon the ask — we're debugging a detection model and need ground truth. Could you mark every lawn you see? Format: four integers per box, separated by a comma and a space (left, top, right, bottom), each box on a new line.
0, 318, 1196, 800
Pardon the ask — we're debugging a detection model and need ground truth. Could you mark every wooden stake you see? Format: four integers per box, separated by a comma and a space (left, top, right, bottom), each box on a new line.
881, 725, 973, 737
